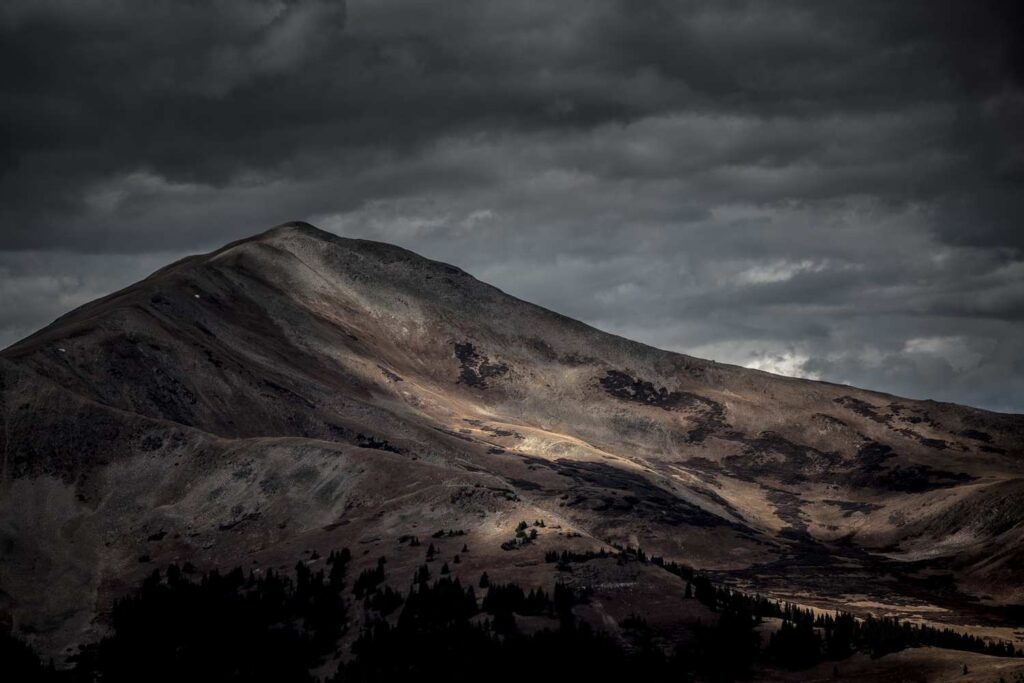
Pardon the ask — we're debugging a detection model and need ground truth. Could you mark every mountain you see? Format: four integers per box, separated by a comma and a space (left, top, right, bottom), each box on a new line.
2, 222, 1023, 668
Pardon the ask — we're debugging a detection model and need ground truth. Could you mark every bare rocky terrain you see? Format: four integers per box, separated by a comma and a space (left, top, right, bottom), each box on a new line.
1, 222, 1022, 675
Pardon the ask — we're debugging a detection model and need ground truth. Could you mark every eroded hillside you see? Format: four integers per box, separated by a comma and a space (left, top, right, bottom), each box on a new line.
2, 222, 1022, 660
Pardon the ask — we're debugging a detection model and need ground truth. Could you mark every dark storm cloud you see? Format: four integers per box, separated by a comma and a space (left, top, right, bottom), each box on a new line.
1, 0, 1022, 411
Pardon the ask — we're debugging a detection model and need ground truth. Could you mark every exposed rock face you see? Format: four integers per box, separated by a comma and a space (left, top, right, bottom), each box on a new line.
1, 222, 1022, 656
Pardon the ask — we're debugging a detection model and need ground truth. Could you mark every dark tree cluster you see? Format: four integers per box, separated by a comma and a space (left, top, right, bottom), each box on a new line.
352, 557, 386, 598
363, 584, 404, 617
480, 582, 580, 626
73, 549, 352, 682
8, 544, 1020, 683
1, 629, 61, 682
562, 546, 1020, 671
431, 528, 467, 538
501, 520, 539, 550
544, 548, 614, 570
333, 575, 660, 682
692, 582, 1019, 666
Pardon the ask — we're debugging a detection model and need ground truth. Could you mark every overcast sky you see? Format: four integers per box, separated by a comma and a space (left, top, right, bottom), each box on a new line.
2, 0, 1023, 412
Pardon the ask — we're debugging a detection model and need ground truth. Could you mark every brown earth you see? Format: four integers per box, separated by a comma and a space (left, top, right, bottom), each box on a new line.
1, 221, 1022, 666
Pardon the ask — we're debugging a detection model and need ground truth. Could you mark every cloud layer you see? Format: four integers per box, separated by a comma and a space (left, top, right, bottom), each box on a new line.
2, 0, 1023, 411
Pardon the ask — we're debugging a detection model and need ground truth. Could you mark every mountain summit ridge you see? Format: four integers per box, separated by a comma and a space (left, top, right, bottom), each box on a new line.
1, 223, 1022, 659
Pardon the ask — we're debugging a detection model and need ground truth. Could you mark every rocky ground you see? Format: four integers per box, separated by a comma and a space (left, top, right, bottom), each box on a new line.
1, 222, 1021, 671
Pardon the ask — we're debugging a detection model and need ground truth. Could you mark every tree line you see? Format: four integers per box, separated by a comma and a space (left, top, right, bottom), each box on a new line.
4, 543, 1018, 682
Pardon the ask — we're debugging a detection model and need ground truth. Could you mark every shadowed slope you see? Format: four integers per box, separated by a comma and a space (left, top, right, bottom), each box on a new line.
1, 222, 1022, 659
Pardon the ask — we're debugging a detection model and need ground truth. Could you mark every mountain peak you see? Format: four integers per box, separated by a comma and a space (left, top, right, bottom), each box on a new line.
260, 220, 336, 241
2, 223, 1023, 664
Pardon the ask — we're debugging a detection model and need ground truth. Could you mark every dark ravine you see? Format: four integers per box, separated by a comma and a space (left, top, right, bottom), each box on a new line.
1, 222, 1023, 676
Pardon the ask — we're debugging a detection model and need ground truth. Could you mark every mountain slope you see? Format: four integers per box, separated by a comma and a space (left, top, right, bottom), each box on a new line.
2, 222, 1022, 658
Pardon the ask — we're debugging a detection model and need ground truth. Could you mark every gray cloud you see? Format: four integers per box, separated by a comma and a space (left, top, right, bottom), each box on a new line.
1, 0, 1022, 411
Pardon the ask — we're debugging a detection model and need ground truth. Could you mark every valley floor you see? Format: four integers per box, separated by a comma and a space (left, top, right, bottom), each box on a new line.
761, 647, 1024, 682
